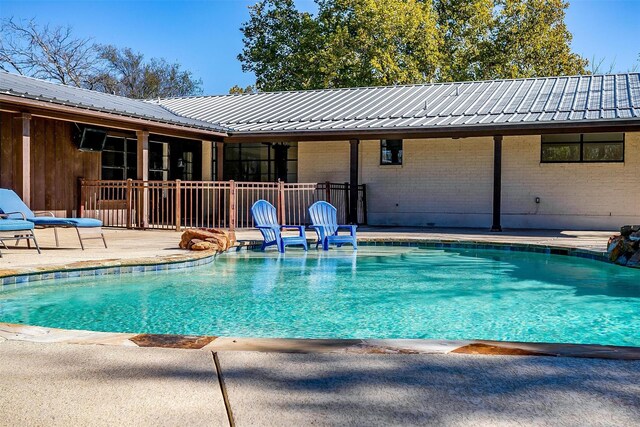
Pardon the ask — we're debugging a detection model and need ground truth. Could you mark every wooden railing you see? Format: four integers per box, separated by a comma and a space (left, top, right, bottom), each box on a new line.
79, 179, 366, 232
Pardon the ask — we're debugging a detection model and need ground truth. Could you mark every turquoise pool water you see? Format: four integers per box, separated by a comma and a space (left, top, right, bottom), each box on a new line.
1, 247, 640, 346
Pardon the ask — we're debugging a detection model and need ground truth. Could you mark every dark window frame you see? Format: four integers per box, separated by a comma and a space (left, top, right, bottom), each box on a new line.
540, 133, 625, 163
101, 136, 137, 180
380, 139, 403, 165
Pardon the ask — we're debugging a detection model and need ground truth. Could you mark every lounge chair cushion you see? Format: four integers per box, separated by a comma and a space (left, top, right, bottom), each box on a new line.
0, 219, 34, 231
29, 217, 102, 227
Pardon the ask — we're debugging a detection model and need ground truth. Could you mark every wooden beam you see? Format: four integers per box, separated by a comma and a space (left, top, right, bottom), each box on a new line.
491, 135, 503, 232
14, 113, 31, 206
216, 142, 224, 181
201, 140, 213, 181
349, 139, 359, 224
137, 131, 149, 180
137, 130, 149, 228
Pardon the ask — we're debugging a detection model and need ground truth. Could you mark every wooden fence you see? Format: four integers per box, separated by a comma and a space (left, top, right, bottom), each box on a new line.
79, 179, 366, 232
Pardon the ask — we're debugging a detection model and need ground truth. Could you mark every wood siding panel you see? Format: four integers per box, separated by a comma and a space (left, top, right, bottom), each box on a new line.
0, 112, 14, 188
0, 113, 100, 213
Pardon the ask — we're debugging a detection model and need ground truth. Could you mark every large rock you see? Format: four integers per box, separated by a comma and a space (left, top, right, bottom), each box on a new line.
179, 228, 234, 252
607, 226, 640, 268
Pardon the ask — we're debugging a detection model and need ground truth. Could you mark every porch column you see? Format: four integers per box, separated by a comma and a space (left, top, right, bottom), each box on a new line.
136, 130, 149, 228
216, 142, 224, 181
201, 140, 213, 180
15, 113, 31, 206
349, 139, 359, 224
491, 135, 503, 232
136, 130, 149, 180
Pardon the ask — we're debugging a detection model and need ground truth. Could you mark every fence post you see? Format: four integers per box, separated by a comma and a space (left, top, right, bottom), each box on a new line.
229, 180, 236, 239
343, 182, 350, 224
77, 178, 85, 218
277, 179, 285, 225
325, 181, 331, 203
361, 184, 367, 225
125, 179, 133, 229
175, 179, 182, 232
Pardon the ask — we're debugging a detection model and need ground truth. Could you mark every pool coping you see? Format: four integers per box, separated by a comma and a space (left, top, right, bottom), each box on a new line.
1, 322, 638, 360
2, 236, 635, 360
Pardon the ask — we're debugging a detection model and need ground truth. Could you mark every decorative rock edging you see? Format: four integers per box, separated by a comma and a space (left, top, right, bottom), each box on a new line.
607, 225, 640, 268
1, 323, 638, 360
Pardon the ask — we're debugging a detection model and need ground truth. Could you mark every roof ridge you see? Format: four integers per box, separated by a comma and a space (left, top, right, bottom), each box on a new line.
159, 72, 640, 101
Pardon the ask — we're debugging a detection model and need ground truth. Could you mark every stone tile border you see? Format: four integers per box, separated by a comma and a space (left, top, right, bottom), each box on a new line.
0, 242, 256, 289
1, 323, 638, 360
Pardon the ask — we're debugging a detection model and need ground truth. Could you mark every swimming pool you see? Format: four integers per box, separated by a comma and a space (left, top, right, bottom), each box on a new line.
1, 246, 639, 346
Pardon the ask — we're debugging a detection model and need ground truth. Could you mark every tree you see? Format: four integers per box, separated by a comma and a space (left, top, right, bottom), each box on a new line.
0, 18, 98, 88
487, 0, 588, 79
434, 0, 495, 81
0, 18, 202, 98
229, 84, 257, 94
238, 0, 318, 91
95, 45, 202, 98
239, 0, 589, 90
313, 0, 441, 88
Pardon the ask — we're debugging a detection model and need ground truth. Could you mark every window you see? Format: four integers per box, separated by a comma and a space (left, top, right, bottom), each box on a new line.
149, 142, 169, 181
101, 136, 137, 180
381, 139, 403, 165
541, 133, 624, 163
223, 142, 298, 182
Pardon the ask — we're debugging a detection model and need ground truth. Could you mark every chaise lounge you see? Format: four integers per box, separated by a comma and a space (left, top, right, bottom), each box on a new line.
0, 217, 41, 257
0, 189, 107, 250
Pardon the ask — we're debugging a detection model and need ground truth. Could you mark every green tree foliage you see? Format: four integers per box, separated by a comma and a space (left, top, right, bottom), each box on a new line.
229, 84, 257, 94
239, 0, 589, 91
238, 0, 318, 91
435, 0, 495, 81
488, 0, 588, 79
313, 0, 441, 88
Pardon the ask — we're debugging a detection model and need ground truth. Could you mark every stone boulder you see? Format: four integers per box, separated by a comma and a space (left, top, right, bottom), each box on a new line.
607, 225, 640, 268
179, 228, 234, 252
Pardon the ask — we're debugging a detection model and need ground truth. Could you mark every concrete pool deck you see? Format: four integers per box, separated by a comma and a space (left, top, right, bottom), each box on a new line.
0, 340, 639, 426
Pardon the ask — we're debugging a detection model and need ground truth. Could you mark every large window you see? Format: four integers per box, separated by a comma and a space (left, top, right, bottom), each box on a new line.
380, 139, 403, 165
224, 142, 298, 182
541, 133, 624, 163
101, 137, 137, 180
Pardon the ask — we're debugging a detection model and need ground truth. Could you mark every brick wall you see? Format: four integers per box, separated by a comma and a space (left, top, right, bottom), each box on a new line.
298, 132, 640, 230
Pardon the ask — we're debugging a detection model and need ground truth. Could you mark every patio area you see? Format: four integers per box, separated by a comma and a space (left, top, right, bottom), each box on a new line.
0, 226, 614, 276
0, 340, 638, 426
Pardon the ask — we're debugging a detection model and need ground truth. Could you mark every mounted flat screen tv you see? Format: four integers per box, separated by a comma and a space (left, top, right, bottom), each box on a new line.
77, 128, 108, 152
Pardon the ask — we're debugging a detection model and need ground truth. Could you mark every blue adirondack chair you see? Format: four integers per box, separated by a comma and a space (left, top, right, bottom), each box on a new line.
0, 188, 106, 250
308, 201, 357, 250
0, 217, 41, 257
251, 200, 308, 253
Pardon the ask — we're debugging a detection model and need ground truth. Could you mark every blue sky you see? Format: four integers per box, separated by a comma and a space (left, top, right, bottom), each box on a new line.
1, 0, 638, 94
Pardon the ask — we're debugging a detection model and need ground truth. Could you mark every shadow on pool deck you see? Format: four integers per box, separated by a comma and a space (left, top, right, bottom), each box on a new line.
216, 351, 640, 426
1, 339, 639, 426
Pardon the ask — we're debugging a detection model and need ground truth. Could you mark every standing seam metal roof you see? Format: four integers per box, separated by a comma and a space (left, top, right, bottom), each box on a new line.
0, 71, 228, 133
156, 73, 640, 134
